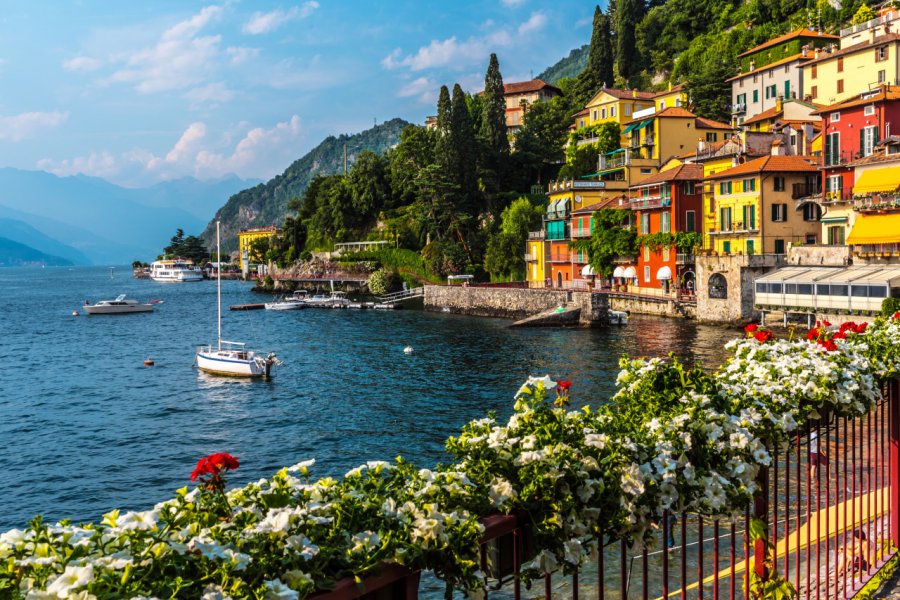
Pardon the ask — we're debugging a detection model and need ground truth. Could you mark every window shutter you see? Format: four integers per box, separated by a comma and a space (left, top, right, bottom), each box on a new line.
876, 126, 881, 146
860, 128, 866, 155
750, 205, 756, 229
771, 204, 778, 221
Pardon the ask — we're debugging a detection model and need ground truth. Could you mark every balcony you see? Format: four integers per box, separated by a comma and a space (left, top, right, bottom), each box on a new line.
676, 253, 695, 265
630, 196, 671, 210
524, 253, 536, 262
823, 150, 855, 168
731, 102, 747, 115
527, 230, 545, 240
548, 252, 571, 263
823, 189, 851, 203
576, 136, 599, 147
792, 182, 822, 200
570, 227, 592, 238
852, 193, 900, 213
599, 152, 626, 170
708, 222, 760, 235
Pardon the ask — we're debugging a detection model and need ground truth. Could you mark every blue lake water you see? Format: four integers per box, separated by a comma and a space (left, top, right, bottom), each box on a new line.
0, 266, 738, 530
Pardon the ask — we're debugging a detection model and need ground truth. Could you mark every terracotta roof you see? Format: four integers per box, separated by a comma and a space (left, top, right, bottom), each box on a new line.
811, 84, 900, 114
630, 164, 704, 188
741, 105, 784, 127
727, 53, 813, 82
503, 79, 562, 96
696, 116, 735, 130
804, 32, 900, 65
738, 28, 838, 58
848, 151, 900, 168
572, 107, 590, 117
596, 87, 656, 101
706, 155, 820, 179
649, 83, 686, 97
571, 200, 610, 214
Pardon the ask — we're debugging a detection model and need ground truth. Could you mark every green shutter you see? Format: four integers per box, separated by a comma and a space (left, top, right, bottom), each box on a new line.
750, 205, 756, 229
784, 80, 790, 98
861, 127, 866, 155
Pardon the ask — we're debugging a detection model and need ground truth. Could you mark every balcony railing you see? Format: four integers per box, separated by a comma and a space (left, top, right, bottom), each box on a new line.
676, 253, 695, 265
839, 10, 896, 37
548, 252, 571, 262
575, 136, 599, 147
853, 194, 900, 213
630, 196, 671, 210
570, 227, 592, 238
823, 149, 855, 168
854, 242, 900, 255
708, 222, 760, 235
731, 102, 747, 114
792, 182, 822, 200
527, 230, 545, 240
599, 152, 626, 170
823, 189, 851, 203
524, 253, 536, 262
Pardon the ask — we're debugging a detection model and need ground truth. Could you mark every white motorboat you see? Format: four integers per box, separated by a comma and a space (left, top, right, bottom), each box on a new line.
150, 259, 203, 282
196, 222, 280, 378
264, 290, 307, 311
305, 291, 350, 308
608, 309, 629, 325
84, 294, 154, 315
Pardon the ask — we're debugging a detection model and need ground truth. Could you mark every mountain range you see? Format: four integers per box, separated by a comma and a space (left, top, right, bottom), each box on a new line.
0, 236, 73, 267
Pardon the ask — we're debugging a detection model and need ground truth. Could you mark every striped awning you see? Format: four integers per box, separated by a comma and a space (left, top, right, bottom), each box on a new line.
846, 213, 900, 245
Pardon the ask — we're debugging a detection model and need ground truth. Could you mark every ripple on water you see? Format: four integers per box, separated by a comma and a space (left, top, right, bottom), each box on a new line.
0, 267, 739, 529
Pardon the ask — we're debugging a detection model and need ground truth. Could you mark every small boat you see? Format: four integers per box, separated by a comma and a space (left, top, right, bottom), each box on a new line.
264, 290, 307, 311
305, 291, 350, 308
149, 259, 203, 283
608, 309, 629, 325
84, 294, 154, 315
196, 222, 280, 378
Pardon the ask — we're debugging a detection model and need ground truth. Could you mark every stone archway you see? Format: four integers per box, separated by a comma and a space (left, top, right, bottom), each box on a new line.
557, 271, 563, 288
708, 273, 728, 299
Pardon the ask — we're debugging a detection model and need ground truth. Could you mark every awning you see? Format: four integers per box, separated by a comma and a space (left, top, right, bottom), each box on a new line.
820, 208, 850, 224
623, 266, 637, 278
846, 213, 900, 245
613, 266, 625, 277
622, 122, 640, 134
634, 120, 652, 131
656, 266, 672, 280
582, 264, 596, 277
853, 168, 900, 194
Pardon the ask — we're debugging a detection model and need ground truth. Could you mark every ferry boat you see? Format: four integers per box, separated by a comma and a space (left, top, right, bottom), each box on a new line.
84, 294, 154, 315
149, 259, 203, 282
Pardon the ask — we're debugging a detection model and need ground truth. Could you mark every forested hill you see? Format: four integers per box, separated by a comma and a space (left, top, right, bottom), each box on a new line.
202, 118, 411, 251
536, 44, 588, 84
0, 237, 72, 267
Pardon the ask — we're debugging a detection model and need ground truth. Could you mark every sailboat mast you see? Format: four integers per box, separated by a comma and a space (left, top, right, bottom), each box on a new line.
216, 220, 222, 351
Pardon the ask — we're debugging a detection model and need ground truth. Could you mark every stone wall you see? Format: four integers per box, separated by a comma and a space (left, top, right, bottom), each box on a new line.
785, 244, 851, 266
695, 254, 787, 324
609, 296, 697, 319
423, 286, 609, 325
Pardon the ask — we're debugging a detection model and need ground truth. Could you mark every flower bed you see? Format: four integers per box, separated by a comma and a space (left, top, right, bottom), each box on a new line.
2, 316, 899, 599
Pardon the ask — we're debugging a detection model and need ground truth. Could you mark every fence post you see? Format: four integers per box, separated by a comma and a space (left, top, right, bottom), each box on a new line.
753, 466, 770, 582
891, 379, 900, 548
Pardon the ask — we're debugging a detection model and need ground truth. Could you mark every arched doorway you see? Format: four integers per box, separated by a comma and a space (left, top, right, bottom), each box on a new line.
557, 271, 563, 288
682, 271, 696, 296
708, 273, 728, 299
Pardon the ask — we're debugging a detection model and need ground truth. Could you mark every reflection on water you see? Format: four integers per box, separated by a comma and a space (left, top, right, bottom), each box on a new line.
0, 267, 740, 530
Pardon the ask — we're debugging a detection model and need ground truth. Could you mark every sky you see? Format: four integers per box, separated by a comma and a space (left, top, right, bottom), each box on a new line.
0, 1, 595, 188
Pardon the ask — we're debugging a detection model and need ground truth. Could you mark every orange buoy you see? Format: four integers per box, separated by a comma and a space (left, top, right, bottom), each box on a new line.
144, 358, 155, 366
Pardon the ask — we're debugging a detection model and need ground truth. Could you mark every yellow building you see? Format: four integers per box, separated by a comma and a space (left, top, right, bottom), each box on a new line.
574, 85, 690, 145
525, 236, 548, 287
238, 226, 280, 272
802, 24, 900, 105
706, 155, 821, 255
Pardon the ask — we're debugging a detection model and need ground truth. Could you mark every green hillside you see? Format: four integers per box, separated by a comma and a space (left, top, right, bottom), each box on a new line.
203, 118, 411, 251
536, 44, 589, 84
0, 236, 73, 267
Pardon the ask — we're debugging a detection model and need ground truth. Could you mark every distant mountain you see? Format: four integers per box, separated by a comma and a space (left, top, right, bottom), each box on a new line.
0, 236, 73, 267
132, 175, 260, 221
536, 44, 589, 84
0, 168, 208, 263
0, 218, 91, 265
203, 118, 411, 251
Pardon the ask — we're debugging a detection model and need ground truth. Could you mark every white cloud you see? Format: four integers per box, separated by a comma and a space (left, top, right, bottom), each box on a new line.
226, 46, 260, 65
37, 115, 305, 185
185, 82, 235, 105
63, 56, 103, 72
107, 5, 224, 93
397, 76, 439, 104
518, 11, 547, 35
382, 36, 496, 71
0, 111, 69, 141
242, 2, 319, 35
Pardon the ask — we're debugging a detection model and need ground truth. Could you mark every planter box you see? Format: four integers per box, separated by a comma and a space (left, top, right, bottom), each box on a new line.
311, 564, 420, 600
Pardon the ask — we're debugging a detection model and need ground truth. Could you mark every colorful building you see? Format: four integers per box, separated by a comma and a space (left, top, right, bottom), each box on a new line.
706, 154, 822, 255
238, 226, 280, 273
845, 137, 900, 259
802, 20, 900, 105
730, 28, 837, 125
738, 97, 823, 157
630, 162, 703, 296
501, 79, 562, 134
576, 87, 656, 132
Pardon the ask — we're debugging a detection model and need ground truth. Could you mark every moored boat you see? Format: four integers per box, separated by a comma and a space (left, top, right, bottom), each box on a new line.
264, 290, 307, 311
150, 259, 203, 283
84, 295, 154, 315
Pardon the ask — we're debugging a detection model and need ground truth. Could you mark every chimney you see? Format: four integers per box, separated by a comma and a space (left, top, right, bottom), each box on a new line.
771, 138, 786, 156
801, 44, 809, 58
829, 43, 836, 53
814, 47, 821, 59
698, 138, 706, 153
750, 60, 756, 71
632, 89, 638, 98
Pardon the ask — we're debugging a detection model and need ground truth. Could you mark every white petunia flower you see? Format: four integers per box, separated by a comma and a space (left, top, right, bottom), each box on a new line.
45, 564, 94, 598
264, 578, 299, 600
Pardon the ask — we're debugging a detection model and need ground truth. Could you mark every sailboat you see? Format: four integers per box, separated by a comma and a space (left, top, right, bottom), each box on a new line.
195, 221, 280, 378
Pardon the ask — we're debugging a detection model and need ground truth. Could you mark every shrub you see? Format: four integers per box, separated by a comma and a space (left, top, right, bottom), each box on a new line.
881, 297, 900, 317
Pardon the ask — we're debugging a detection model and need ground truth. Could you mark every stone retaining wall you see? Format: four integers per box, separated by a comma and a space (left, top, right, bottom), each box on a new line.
609, 296, 697, 319
423, 286, 609, 325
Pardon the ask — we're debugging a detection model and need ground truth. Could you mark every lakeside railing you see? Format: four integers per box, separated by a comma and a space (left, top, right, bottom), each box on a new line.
319, 383, 900, 599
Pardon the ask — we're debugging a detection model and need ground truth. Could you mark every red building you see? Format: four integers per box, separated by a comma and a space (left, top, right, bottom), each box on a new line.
629, 163, 703, 296
817, 85, 900, 203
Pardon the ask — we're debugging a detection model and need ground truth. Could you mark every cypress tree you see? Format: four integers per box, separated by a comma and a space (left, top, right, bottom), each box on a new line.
478, 53, 510, 207
615, 0, 642, 85
435, 85, 455, 173
450, 83, 479, 216
574, 6, 615, 106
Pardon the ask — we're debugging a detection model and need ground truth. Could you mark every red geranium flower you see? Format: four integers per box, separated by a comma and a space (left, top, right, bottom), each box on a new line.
191, 452, 239, 482
557, 380, 572, 391
753, 329, 773, 343
893, 311, 900, 320
744, 323, 759, 333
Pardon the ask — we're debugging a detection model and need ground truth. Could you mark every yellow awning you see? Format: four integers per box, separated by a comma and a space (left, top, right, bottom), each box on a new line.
846, 213, 900, 245
853, 167, 900, 194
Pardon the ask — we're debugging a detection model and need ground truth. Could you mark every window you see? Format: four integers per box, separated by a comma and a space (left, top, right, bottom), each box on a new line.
747, 240, 755, 255
640, 167, 652, 174
709, 273, 728, 299
837, 79, 844, 94
686, 210, 696, 232
812, 65, 817, 79
610, 106, 616, 117
877, 46, 889, 62
774, 176, 785, 192
624, 104, 631, 116
811, 85, 818, 99
661, 184, 671, 200
790, 134, 797, 148
862, 125, 878, 157
579, 119, 585, 128
644, 266, 651, 282
753, 74, 758, 84
683, 181, 696, 195
802, 203, 821, 222
720, 206, 732, 230
753, 89, 759, 103
593, 110, 598, 121
771, 204, 787, 222
826, 175, 843, 195
824, 132, 841, 166
663, 246, 670, 261
706, 132, 717, 142
643, 243, 650, 261
719, 181, 733, 195
641, 213, 650, 234
837, 57, 844, 72
743, 204, 756, 229
879, 70, 886, 83
661, 212, 671, 233
784, 80, 791, 98
828, 225, 845, 245
736, 93, 746, 107
831, 112, 840, 122
743, 178, 756, 192
723, 241, 731, 254
865, 104, 875, 117
601, 108, 607, 119
659, 101, 665, 110
774, 239, 785, 254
